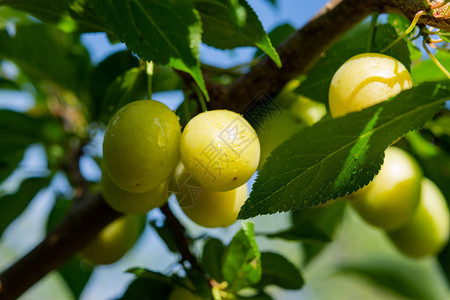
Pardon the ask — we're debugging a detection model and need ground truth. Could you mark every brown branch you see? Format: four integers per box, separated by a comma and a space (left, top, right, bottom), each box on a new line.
0, 193, 121, 300
160, 204, 203, 273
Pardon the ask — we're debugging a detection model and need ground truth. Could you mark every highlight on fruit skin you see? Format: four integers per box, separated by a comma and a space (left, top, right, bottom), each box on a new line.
101, 166, 168, 214
102, 99, 181, 194
387, 178, 450, 258
170, 161, 248, 228
180, 109, 260, 192
78, 215, 144, 265
329, 53, 413, 118
350, 147, 422, 231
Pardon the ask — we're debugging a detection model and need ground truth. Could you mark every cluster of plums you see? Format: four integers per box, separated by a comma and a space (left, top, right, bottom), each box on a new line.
330, 53, 449, 258
79, 100, 260, 264
78, 53, 449, 267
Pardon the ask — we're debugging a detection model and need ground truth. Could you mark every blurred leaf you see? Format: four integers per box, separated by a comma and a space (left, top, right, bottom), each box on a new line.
89, 0, 208, 100
0, 6, 31, 29
256, 252, 303, 290
46, 194, 72, 232
338, 258, 448, 300
148, 219, 178, 253
0, 0, 105, 32
90, 50, 139, 118
202, 237, 225, 282
263, 224, 332, 242
99, 67, 146, 123
0, 110, 43, 182
0, 176, 50, 237
438, 242, 450, 284
59, 257, 92, 299
152, 65, 183, 93
297, 23, 410, 105
193, 0, 280, 67
387, 14, 421, 61
0, 24, 91, 95
236, 292, 273, 300
412, 50, 450, 84
127, 268, 175, 286
239, 83, 449, 219
119, 277, 172, 300
222, 221, 261, 291
0, 75, 19, 89
176, 96, 198, 126
254, 23, 295, 58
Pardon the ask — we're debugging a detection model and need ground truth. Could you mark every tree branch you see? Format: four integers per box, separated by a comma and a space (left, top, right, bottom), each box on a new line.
160, 204, 203, 273
0, 193, 121, 300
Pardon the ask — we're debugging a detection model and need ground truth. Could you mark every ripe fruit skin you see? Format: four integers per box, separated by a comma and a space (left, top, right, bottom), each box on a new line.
168, 286, 202, 300
172, 162, 248, 228
180, 110, 260, 191
103, 100, 181, 193
257, 91, 325, 169
388, 178, 450, 258
79, 215, 144, 265
329, 53, 412, 118
351, 147, 422, 231
101, 167, 168, 214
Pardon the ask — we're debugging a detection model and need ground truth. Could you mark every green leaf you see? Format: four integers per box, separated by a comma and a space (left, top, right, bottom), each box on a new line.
296, 23, 410, 105
89, 0, 208, 100
222, 221, 261, 291
263, 224, 332, 242
294, 202, 346, 264
239, 83, 449, 219
148, 219, 178, 253
99, 67, 146, 123
193, 0, 281, 67
119, 278, 172, 300
387, 14, 421, 61
0, 176, 50, 237
0, 110, 43, 182
256, 252, 303, 290
90, 50, 139, 118
58, 258, 93, 299
411, 50, 450, 84
127, 268, 175, 286
0, 24, 91, 95
0, 0, 105, 32
254, 23, 295, 58
0, 75, 20, 90
201, 237, 225, 282
338, 258, 449, 300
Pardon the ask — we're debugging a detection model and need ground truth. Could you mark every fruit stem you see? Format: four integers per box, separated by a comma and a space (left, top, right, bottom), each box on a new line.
146, 60, 154, 99
423, 38, 450, 80
380, 10, 426, 53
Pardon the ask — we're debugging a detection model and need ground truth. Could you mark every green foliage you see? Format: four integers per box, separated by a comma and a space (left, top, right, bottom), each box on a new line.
0, 176, 50, 237
89, 0, 208, 99
296, 22, 410, 105
193, 0, 280, 67
240, 83, 449, 219
201, 237, 225, 282
254, 23, 296, 58
256, 252, 303, 290
338, 258, 448, 300
0, 24, 91, 95
222, 221, 261, 291
148, 219, 178, 253
0, 0, 104, 32
120, 278, 172, 300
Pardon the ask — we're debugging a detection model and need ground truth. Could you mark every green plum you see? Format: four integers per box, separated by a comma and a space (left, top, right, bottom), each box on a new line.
329, 53, 412, 118
172, 161, 248, 228
388, 178, 450, 258
351, 147, 422, 231
103, 100, 181, 193
180, 110, 260, 191
79, 215, 144, 265
101, 167, 168, 214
